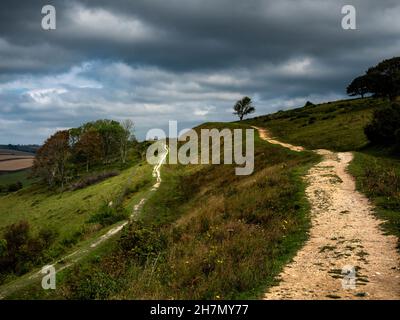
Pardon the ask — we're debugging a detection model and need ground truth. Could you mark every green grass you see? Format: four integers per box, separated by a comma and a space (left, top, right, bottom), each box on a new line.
246, 98, 389, 151
0, 170, 37, 189
6, 97, 397, 300
0, 162, 153, 287
0, 164, 152, 236
22, 122, 319, 300
348, 149, 400, 249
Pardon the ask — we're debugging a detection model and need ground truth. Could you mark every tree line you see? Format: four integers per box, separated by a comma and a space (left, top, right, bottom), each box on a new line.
32, 119, 136, 189
347, 57, 400, 101
346, 56, 400, 151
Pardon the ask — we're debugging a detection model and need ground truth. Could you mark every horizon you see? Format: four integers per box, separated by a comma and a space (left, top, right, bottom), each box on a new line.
1, 0, 399, 144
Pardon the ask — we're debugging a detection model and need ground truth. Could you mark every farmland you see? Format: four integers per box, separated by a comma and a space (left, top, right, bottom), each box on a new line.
0, 149, 34, 173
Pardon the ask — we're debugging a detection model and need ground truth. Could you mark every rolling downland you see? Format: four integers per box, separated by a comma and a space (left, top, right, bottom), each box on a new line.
1, 97, 399, 300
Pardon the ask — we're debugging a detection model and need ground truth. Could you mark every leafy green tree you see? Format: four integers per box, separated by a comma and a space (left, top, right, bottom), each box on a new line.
82, 120, 124, 164
233, 96, 255, 121
119, 119, 135, 164
74, 129, 102, 172
366, 57, 400, 101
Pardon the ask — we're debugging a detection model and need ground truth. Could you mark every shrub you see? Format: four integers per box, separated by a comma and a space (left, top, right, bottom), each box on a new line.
65, 265, 119, 300
304, 101, 315, 107
0, 221, 57, 276
7, 181, 23, 193
364, 103, 400, 146
38, 227, 59, 244
61, 230, 83, 247
308, 116, 317, 125
87, 201, 128, 227
118, 222, 165, 264
0, 239, 6, 258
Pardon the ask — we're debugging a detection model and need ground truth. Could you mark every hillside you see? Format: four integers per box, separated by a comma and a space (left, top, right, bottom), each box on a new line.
1, 97, 399, 300
246, 98, 388, 151
1, 122, 319, 299
246, 97, 400, 246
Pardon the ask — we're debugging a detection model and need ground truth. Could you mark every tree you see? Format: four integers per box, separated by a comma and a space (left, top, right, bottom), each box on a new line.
119, 119, 135, 164
84, 120, 123, 164
366, 57, 400, 101
346, 75, 370, 98
32, 130, 71, 188
74, 129, 102, 172
233, 96, 255, 121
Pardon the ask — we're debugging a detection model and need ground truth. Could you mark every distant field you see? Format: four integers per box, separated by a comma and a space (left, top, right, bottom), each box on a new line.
0, 149, 35, 172
0, 155, 35, 161
0, 158, 34, 171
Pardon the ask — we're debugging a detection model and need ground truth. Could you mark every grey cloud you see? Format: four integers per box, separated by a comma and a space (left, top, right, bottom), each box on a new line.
0, 0, 399, 143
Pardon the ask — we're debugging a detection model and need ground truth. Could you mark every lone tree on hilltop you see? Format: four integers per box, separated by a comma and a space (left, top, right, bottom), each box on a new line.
233, 96, 255, 121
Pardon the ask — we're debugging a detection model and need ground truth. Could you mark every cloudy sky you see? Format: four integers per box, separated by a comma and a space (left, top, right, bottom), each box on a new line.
1, 0, 399, 144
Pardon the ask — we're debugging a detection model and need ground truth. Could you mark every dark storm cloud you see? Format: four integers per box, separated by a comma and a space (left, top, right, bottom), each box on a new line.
0, 0, 400, 143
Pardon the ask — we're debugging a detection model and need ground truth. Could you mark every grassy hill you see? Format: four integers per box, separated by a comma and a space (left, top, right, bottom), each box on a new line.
246, 97, 400, 247
2, 97, 399, 299
246, 97, 388, 151
0, 162, 153, 286
3, 122, 319, 299
0, 170, 36, 188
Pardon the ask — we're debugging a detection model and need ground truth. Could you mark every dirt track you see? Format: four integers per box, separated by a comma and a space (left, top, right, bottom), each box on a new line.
0, 144, 169, 299
254, 127, 400, 300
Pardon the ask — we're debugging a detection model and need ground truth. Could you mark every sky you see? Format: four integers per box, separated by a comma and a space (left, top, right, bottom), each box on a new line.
0, 0, 399, 144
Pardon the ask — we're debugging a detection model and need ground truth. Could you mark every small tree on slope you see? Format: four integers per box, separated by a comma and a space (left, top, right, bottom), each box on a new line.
233, 96, 255, 121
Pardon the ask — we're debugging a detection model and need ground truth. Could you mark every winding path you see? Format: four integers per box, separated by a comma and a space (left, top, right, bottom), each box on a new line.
253, 126, 400, 300
0, 143, 169, 299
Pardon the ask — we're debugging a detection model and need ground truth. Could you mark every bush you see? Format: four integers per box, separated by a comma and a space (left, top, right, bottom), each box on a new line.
364, 103, 400, 146
118, 222, 165, 264
87, 201, 128, 227
308, 116, 317, 125
66, 266, 119, 300
304, 101, 315, 108
7, 181, 23, 193
0, 221, 57, 276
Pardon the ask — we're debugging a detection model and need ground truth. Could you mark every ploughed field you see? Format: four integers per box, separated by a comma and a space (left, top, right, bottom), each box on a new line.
0, 149, 34, 172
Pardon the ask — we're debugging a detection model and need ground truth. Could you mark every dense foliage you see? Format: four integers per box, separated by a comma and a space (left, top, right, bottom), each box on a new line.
32, 119, 136, 189
364, 103, 400, 149
347, 57, 400, 101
